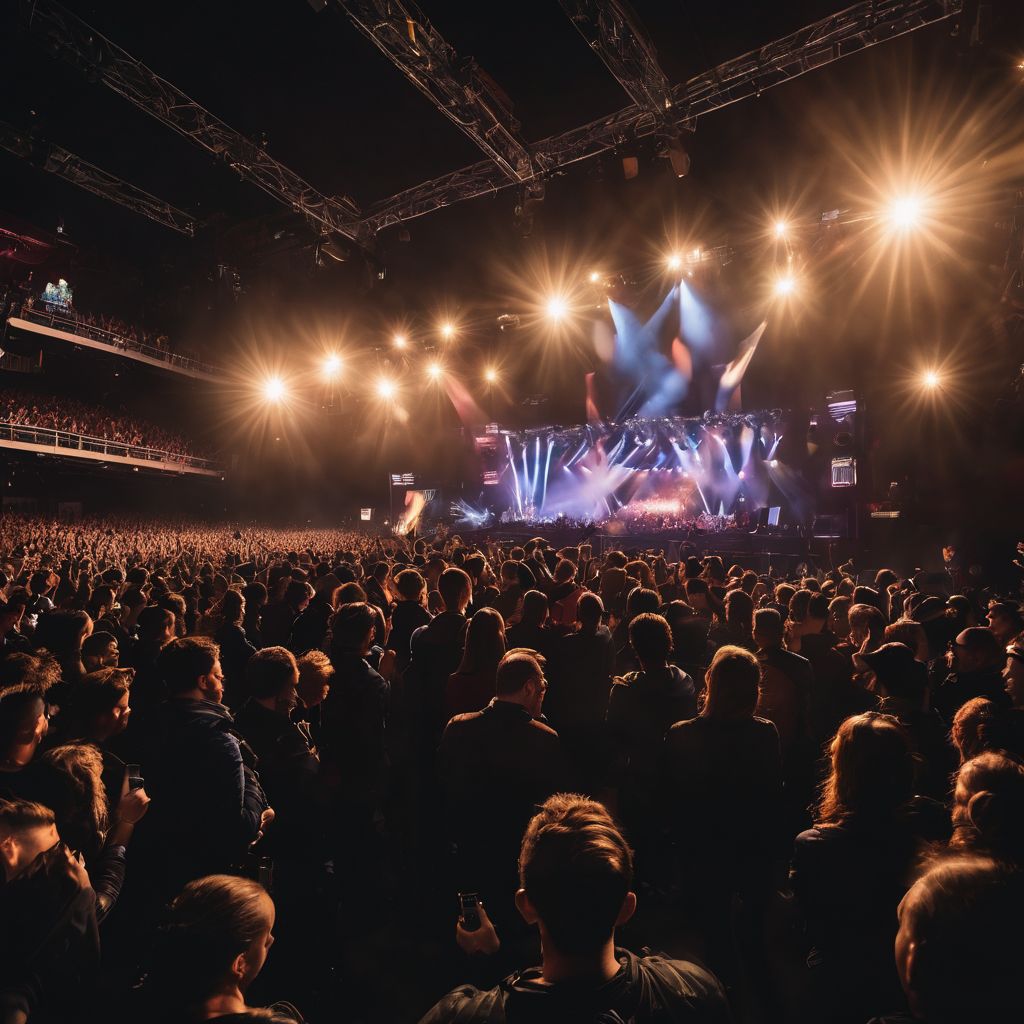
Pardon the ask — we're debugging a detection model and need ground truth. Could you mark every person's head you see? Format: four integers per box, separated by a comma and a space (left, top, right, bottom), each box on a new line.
553, 559, 576, 585
723, 589, 753, 634
628, 613, 672, 668
152, 874, 276, 1010
296, 649, 334, 708
0, 684, 47, 767
683, 577, 709, 611
157, 593, 188, 637
336, 581, 366, 607
774, 582, 796, 609
816, 712, 915, 825
329, 601, 377, 657
499, 560, 520, 588
438, 567, 472, 615
284, 578, 312, 612
849, 602, 886, 648
0, 601, 20, 636
576, 592, 604, 631
896, 857, 1024, 1022
951, 697, 1001, 763
624, 560, 653, 589
159, 637, 223, 703
245, 647, 299, 716
495, 649, 547, 717
950, 752, 1024, 864
702, 645, 760, 720
64, 667, 134, 742
519, 589, 549, 628
0, 799, 58, 880
986, 601, 1023, 644
137, 605, 176, 647
853, 642, 928, 704
33, 609, 92, 660
951, 627, 1001, 674
874, 568, 899, 593
86, 584, 116, 621
884, 619, 929, 662
313, 574, 342, 608
29, 743, 108, 860
624, 586, 660, 620
752, 607, 784, 650
458, 608, 506, 676
516, 794, 635, 958
788, 588, 812, 624
81, 630, 120, 673
394, 568, 426, 605
828, 595, 852, 637
804, 593, 830, 631
241, 581, 267, 612
1003, 641, 1024, 708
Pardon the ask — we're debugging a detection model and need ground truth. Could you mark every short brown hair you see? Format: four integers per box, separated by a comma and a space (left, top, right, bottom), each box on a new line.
519, 794, 633, 955
495, 649, 545, 696
0, 798, 55, 837
159, 637, 220, 695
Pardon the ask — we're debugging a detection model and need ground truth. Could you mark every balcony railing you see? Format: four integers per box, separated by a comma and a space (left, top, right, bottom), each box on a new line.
0, 420, 223, 474
14, 304, 218, 377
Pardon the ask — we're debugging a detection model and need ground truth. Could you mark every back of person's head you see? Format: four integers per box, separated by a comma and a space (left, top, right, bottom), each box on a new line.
519, 589, 549, 627
284, 578, 311, 608
774, 582, 796, 607
817, 712, 914, 825
137, 605, 174, 643
957, 626, 1001, 667
159, 637, 219, 696
462, 553, 485, 580
438, 567, 472, 613
788, 589, 812, 622
874, 568, 898, 592
372, 561, 391, 582
849, 602, 886, 639
459, 608, 505, 676
553, 559, 576, 584
951, 697, 999, 763
625, 586, 660, 619
518, 794, 633, 956
806, 593, 830, 622
853, 585, 881, 610
604, 551, 628, 570
724, 589, 753, 630
29, 743, 108, 858
336, 581, 366, 607
897, 856, 1024, 1021
0, 798, 54, 842
241, 582, 267, 608
245, 647, 298, 701
394, 568, 426, 602
329, 601, 376, 653
702, 645, 760, 719
684, 578, 708, 600
753, 607, 784, 645
951, 752, 1024, 864
33, 609, 90, 658
495, 649, 545, 697
628, 613, 672, 665
499, 560, 520, 585
147, 874, 274, 1011
0, 683, 45, 760
64, 667, 133, 735
576, 592, 603, 629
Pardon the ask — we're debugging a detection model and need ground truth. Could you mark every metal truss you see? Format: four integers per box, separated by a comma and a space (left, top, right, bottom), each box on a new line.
558, 1, 676, 131
359, 0, 963, 236
0, 120, 200, 236
20, 0, 361, 240
337, 0, 533, 183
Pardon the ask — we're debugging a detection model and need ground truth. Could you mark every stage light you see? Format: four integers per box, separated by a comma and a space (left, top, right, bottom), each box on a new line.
393, 333, 407, 349
888, 194, 923, 231
770, 459, 779, 468
546, 296, 568, 322
588, 271, 601, 283
484, 367, 498, 384
774, 275, 796, 297
921, 369, 942, 390
262, 377, 286, 402
774, 220, 788, 239
376, 378, 396, 400
666, 253, 683, 272
322, 354, 342, 379
426, 361, 443, 381
738, 470, 746, 480
440, 322, 456, 341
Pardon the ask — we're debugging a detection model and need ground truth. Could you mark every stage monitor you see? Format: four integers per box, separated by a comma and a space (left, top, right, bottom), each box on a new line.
767, 506, 781, 527
360, 508, 372, 522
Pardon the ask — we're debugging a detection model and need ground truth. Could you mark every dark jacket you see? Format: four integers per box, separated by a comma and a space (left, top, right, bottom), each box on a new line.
544, 625, 616, 735
390, 601, 432, 668
418, 948, 730, 1024
755, 646, 814, 761
606, 665, 697, 790
933, 664, 1010, 721
215, 622, 257, 707
409, 612, 469, 747
287, 595, 334, 656
132, 698, 269, 896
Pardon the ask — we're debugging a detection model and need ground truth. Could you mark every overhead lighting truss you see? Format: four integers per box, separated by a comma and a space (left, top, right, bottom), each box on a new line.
20, 0, 361, 240
0, 120, 200, 236
357, 0, 963, 237
337, 0, 534, 183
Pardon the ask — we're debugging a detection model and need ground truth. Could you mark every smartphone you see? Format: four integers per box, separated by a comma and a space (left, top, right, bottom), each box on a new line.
459, 891, 482, 932
126, 764, 144, 791
257, 857, 274, 892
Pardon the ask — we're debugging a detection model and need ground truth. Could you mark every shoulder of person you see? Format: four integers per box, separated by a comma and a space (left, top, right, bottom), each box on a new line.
527, 716, 559, 740
633, 952, 731, 1014
417, 982, 505, 1024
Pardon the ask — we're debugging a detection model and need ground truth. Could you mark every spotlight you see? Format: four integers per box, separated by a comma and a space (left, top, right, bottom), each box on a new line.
376, 378, 396, 400
440, 322, 456, 341
774, 220, 788, 239
263, 377, 286, 402
770, 459, 779, 468
588, 271, 601, 283
773, 275, 796, 297
921, 370, 942, 390
546, 296, 568, 322
426, 361, 443, 381
738, 470, 746, 480
393, 333, 407, 349
484, 367, 498, 384
888, 195, 922, 231
666, 253, 682, 272
322, 354, 342, 379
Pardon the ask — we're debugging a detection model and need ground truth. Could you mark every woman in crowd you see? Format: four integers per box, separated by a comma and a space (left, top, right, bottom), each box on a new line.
445, 607, 506, 718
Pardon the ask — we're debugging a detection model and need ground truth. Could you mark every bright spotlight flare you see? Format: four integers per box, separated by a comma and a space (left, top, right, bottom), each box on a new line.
773, 274, 796, 297
440, 322, 456, 341
376, 378, 396, 400
774, 220, 788, 239
263, 376, 286, 402
322, 354, 342, 379
427, 361, 443, 381
484, 367, 498, 384
546, 296, 568, 322
393, 333, 407, 350
888, 194, 923, 231
666, 253, 683, 272
921, 369, 942, 390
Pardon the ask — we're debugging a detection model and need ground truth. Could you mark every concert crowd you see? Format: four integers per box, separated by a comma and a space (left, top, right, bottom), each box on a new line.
1, 514, 1022, 1023
0, 389, 211, 461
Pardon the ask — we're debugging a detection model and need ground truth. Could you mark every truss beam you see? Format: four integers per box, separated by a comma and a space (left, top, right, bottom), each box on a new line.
337, 0, 533, 183
358, 0, 963, 236
21, 0, 361, 240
